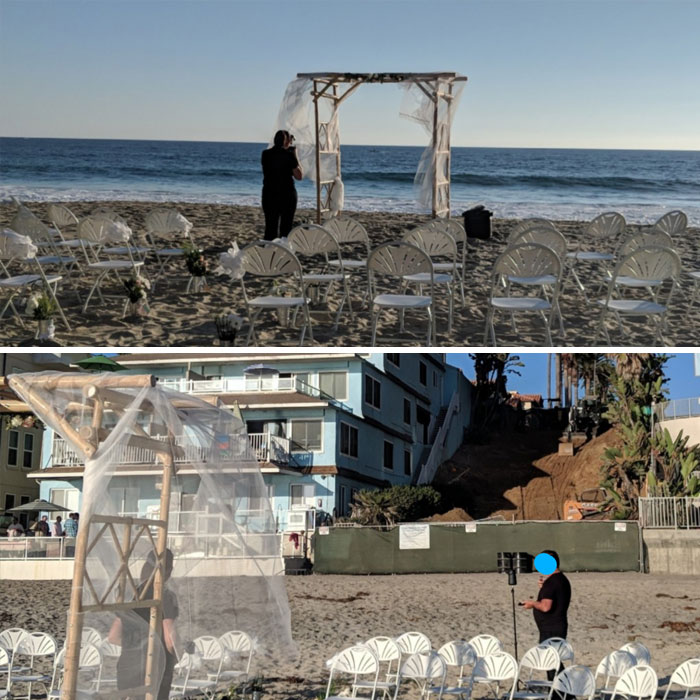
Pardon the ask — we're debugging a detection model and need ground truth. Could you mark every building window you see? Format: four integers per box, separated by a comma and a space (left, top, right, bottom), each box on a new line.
49, 488, 80, 517
404, 449, 412, 476
319, 371, 348, 400
291, 420, 323, 452
419, 361, 427, 386
340, 422, 359, 458
339, 485, 347, 517
290, 484, 304, 506
383, 441, 394, 470
7, 430, 19, 467
4, 494, 15, 511
22, 433, 34, 469
387, 353, 401, 367
365, 375, 381, 409
433, 371, 438, 387
403, 398, 411, 425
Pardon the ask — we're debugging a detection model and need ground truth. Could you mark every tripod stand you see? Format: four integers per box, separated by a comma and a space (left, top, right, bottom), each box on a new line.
508, 569, 519, 659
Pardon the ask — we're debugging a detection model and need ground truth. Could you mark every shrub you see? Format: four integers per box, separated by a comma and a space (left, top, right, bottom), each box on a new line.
350, 485, 443, 525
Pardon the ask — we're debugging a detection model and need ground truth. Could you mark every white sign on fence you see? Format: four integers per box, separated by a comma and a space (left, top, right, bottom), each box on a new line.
318, 526, 329, 535
399, 524, 430, 550
465, 522, 477, 533
614, 522, 627, 532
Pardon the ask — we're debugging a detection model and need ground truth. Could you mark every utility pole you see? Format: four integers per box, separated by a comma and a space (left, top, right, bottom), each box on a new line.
547, 353, 552, 408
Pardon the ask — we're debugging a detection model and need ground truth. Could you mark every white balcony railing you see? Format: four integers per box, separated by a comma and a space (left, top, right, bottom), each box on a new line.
656, 397, 700, 421
52, 433, 291, 467
639, 496, 700, 529
160, 376, 297, 395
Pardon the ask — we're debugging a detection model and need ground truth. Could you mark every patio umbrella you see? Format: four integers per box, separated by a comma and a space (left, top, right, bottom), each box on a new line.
8, 498, 65, 513
74, 355, 126, 372
243, 364, 279, 374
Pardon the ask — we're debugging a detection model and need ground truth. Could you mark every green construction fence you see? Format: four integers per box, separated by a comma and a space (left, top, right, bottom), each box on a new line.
313, 521, 640, 574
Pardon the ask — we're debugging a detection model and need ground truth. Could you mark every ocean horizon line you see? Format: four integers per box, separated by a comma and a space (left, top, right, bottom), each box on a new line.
1, 135, 699, 154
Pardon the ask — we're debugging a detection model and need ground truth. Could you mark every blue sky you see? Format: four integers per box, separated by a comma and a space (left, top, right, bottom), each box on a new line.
447, 353, 700, 401
1, 0, 699, 149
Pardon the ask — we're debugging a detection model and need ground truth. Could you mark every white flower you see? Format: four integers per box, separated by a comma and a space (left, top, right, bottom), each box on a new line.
270, 237, 293, 251
215, 241, 245, 280
25, 291, 41, 317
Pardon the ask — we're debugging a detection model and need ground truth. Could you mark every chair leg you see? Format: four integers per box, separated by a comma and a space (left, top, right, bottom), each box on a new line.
371, 307, 380, 346
82, 271, 108, 313
302, 303, 314, 345
48, 281, 71, 331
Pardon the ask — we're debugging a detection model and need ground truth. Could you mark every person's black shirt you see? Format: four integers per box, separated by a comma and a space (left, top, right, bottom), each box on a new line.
534, 571, 571, 633
261, 146, 299, 193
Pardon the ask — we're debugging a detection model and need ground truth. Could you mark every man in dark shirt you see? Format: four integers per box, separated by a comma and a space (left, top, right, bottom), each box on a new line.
261, 130, 303, 240
521, 550, 571, 678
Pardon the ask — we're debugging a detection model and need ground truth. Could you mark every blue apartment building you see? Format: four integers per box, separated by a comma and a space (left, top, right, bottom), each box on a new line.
31, 353, 472, 528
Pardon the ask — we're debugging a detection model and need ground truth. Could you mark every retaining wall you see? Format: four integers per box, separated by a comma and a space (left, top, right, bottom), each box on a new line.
642, 528, 700, 575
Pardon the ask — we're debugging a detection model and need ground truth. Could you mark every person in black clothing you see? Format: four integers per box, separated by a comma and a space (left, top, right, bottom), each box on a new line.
521, 550, 571, 679
108, 549, 178, 700
261, 130, 303, 240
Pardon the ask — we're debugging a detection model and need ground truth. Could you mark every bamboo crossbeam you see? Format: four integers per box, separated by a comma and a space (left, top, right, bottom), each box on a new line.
92, 514, 167, 529
297, 71, 465, 81
81, 599, 162, 613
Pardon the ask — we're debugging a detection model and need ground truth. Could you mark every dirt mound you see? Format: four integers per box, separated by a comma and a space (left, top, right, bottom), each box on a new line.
434, 428, 621, 521
425, 507, 474, 522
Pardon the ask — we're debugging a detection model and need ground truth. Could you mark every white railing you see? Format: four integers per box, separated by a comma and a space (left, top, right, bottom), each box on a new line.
160, 376, 298, 395
0, 536, 76, 560
656, 397, 700, 421
52, 433, 291, 467
639, 496, 700, 529
417, 390, 461, 485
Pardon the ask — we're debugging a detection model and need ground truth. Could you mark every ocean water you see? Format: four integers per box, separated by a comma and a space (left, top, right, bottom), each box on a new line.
1, 138, 699, 224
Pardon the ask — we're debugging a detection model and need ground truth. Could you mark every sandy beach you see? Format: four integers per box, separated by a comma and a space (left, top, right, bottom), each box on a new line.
2, 572, 698, 698
1, 201, 698, 347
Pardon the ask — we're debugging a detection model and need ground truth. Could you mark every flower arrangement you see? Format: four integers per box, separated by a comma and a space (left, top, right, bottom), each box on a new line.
4, 414, 43, 431
123, 274, 150, 303
29, 291, 57, 320
215, 311, 244, 346
183, 240, 207, 277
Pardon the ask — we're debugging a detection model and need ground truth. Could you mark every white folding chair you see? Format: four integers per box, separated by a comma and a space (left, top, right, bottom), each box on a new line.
417, 218, 468, 305
0, 648, 9, 699
510, 218, 561, 238
360, 636, 401, 696
216, 630, 253, 684
595, 651, 638, 699
81, 628, 103, 649
143, 207, 194, 283
396, 632, 432, 660
0, 628, 28, 661
239, 240, 313, 345
661, 658, 700, 700
367, 241, 436, 345
47, 203, 81, 248
470, 651, 518, 699
550, 665, 597, 700
7, 631, 58, 700
394, 651, 446, 699
171, 639, 220, 699
323, 216, 372, 297
514, 645, 562, 697
595, 246, 681, 344
466, 635, 503, 659
92, 211, 151, 262
432, 641, 476, 698
566, 212, 626, 301
47, 643, 101, 700
484, 242, 562, 345
324, 645, 380, 700
288, 223, 353, 330
403, 228, 458, 333
540, 638, 574, 667
650, 210, 687, 239
0, 229, 71, 332
618, 644, 651, 667
608, 665, 658, 700
77, 215, 145, 313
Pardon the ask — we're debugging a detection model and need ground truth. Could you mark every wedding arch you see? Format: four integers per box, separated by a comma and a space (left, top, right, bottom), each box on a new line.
273, 72, 467, 221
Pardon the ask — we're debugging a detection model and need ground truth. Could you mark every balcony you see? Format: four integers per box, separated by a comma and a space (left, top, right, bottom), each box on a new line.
52, 433, 292, 468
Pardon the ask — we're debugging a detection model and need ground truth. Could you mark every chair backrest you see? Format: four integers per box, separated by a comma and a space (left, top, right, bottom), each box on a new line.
611, 665, 658, 700
511, 218, 559, 238
467, 634, 503, 658
492, 242, 562, 283
367, 242, 433, 278
595, 650, 637, 685
0, 229, 38, 262
616, 231, 673, 259
81, 627, 102, 648
47, 203, 79, 229
508, 225, 568, 262
666, 658, 700, 695
330, 644, 379, 676
100, 639, 121, 658
403, 228, 458, 261
552, 665, 597, 700
519, 644, 561, 673
323, 217, 370, 247
652, 210, 687, 237
9, 206, 54, 245
618, 642, 651, 666
218, 631, 253, 675
77, 216, 111, 245
288, 224, 342, 256
15, 631, 57, 658
364, 636, 401, 663
399, 651, 446, 681
194, 635, 223, 662
473, 651, 518, 681
241, 240, 304, 279
92, 208, 128, 227
613, 246, 681, 284
540, 637, 575, 663
0, 647, 8, 669
585, 212, 627, 239
144, 208, 193, 236
0, 628, 28, 653
437, 640, 476, 669
396, 631, 431, 656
